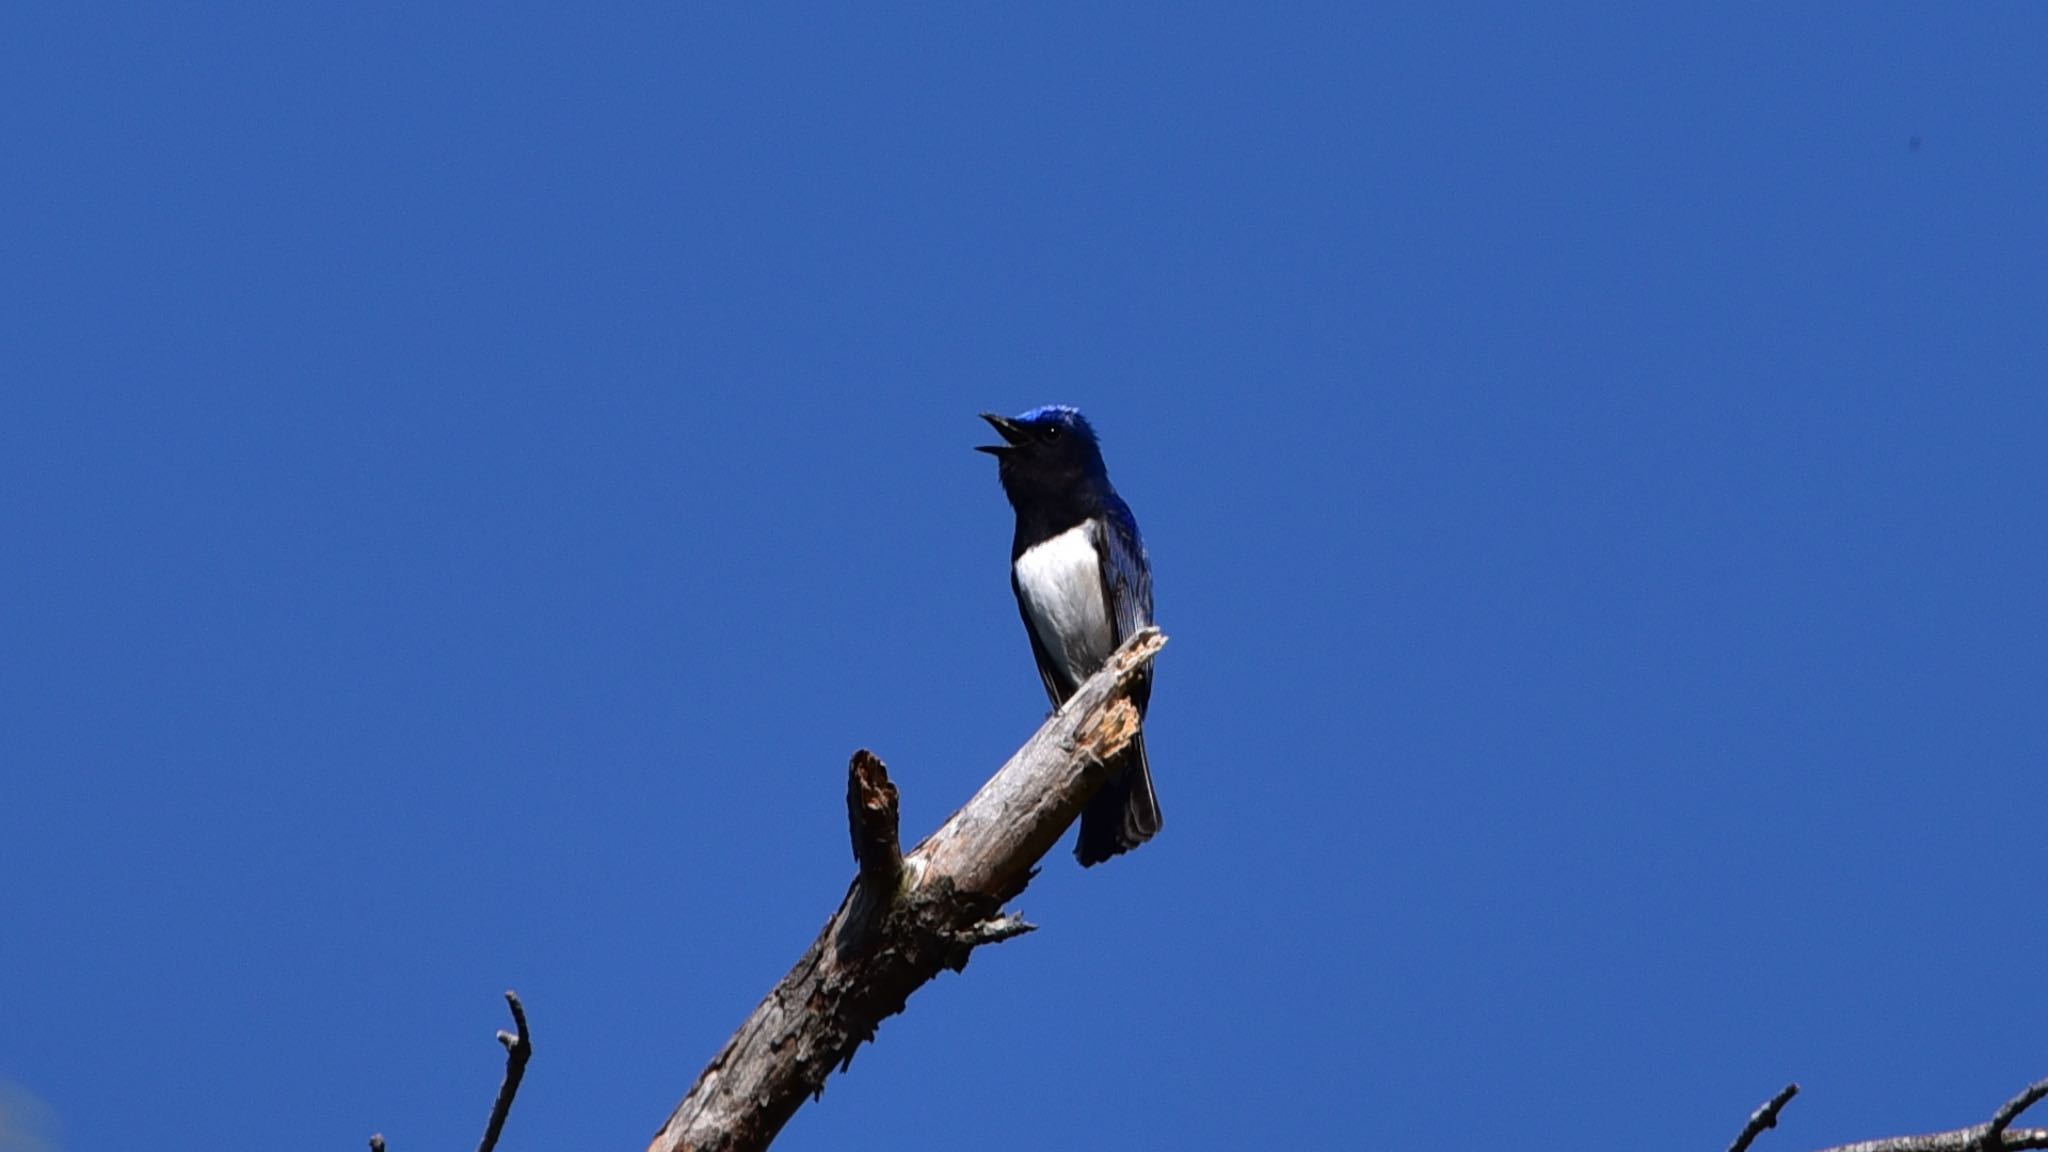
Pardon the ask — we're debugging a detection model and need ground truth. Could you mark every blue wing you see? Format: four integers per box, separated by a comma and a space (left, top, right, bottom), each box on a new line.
1095, 497, 1155, 722
1076, 492, 1161, 864
1097, 495, 1153, 642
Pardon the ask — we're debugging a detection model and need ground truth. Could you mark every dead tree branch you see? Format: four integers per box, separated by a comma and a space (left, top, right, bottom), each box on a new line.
1732, 1077, 2048, 1152
368, 990, 532, 1152
479, 991, 532, 1152
647, 627, 1167, 1152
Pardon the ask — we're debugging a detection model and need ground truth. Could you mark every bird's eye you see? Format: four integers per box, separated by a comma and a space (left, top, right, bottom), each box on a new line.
1042, 425, 1063, 441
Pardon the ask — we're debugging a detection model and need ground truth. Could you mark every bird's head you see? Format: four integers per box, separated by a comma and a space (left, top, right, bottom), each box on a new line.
976, 405, 1108, 495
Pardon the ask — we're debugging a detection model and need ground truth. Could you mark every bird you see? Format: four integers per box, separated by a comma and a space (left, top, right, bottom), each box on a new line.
977, 405, 1161, 866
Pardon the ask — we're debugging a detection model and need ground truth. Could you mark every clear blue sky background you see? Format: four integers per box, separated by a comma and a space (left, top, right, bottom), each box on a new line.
3, 5, 2044, 1151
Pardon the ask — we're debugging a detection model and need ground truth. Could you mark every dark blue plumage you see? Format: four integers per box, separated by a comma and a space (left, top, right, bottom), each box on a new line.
977, 405, 1160, 865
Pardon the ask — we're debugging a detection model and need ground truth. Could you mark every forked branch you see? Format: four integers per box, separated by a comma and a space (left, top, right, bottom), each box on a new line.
646, 628, 1167, 1152
1730, 1077, 2048, 1152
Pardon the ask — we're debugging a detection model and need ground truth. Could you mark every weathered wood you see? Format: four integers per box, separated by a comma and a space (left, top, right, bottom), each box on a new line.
647, 628, 1167, 1152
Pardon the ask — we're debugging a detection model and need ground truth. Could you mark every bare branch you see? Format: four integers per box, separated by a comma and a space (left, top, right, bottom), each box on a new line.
367, 993, 532, 1152
1733, 1078, 2048, 1152
647, 628, 1167, 1152
477, 990, 532, 1152
1730, 1084, 1801, 1152
1987, 1080, 2048, 1148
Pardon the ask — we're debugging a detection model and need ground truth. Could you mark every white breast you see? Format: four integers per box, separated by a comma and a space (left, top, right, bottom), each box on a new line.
1014, 521, 1115, 690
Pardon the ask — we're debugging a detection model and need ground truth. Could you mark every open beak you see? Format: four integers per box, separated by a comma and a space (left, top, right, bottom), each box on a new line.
975, 412, 1028, 455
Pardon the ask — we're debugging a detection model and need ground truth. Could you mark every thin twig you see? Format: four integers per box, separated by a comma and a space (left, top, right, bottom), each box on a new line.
953, 914, 1037, 948
1729, 1083, 1800, 1152
478, 990, 532, 1152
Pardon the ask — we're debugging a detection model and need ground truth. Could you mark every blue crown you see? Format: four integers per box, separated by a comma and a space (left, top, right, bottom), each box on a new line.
1016, 405, 1096, 438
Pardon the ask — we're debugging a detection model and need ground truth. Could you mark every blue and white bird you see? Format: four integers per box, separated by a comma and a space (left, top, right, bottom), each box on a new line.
977, 405, 1161, 866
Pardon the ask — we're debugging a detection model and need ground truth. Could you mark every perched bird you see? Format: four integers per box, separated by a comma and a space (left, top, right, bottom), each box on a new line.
977, 405, 1161, 866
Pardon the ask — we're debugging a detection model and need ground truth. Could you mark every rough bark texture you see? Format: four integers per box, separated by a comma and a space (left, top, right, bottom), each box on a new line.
646, 628, 1166, 1152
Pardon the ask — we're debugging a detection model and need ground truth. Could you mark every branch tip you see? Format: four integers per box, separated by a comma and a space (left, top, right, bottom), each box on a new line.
1729, 1083, 1800, 1152
957, 914, 1037, 946
847, 750, 903, 881
1120, 626, 1167, 662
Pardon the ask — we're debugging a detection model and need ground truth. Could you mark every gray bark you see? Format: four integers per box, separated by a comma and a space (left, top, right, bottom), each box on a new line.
646, 628, 1166, 1152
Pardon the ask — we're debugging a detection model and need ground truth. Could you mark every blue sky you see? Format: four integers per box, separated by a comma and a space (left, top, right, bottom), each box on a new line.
3, 5, 2044, 1150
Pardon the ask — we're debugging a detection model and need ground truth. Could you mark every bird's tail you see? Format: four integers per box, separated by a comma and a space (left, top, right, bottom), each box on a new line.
1075, 731, 1161, 867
